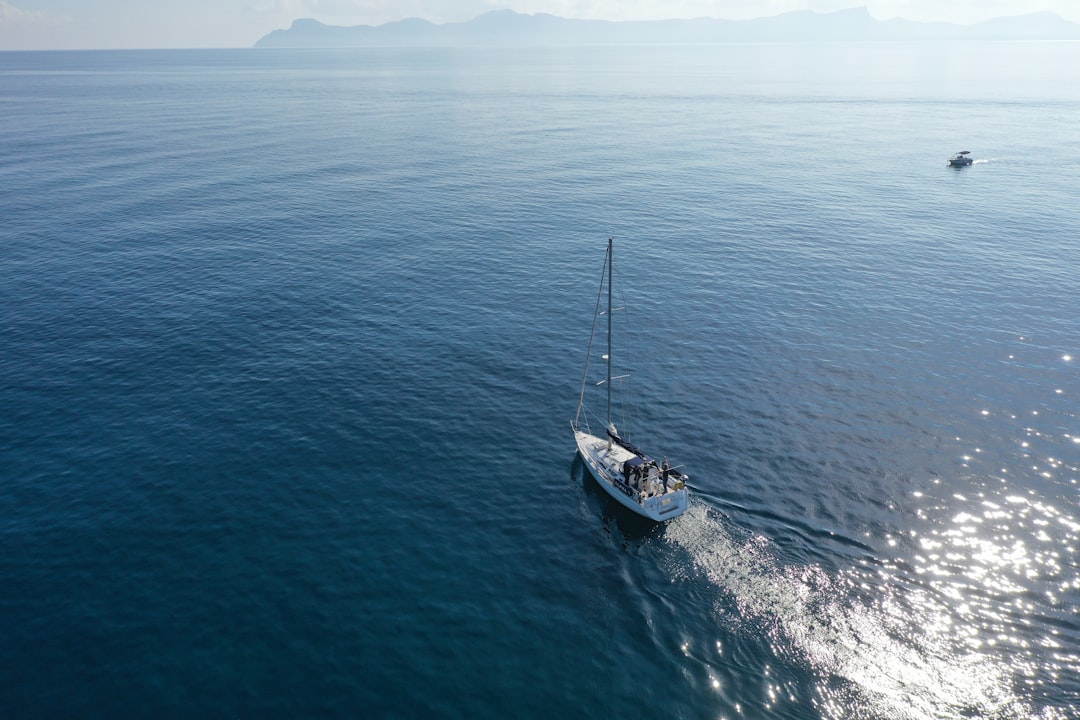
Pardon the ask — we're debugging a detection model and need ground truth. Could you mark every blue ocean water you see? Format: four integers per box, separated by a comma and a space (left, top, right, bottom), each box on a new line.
2, 43, 1079, 719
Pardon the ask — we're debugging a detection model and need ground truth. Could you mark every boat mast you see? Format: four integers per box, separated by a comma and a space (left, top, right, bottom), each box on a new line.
606, 237, 613, 427
574, 240, 610, 431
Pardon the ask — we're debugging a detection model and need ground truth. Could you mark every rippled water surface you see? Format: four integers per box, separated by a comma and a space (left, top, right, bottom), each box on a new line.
2, 44, 1079, 719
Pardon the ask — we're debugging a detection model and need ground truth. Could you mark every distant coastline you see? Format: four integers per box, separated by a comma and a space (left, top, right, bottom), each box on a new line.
255, 7, 1080, 48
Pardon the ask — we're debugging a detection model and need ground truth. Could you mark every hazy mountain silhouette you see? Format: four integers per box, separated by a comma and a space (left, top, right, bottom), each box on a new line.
255, 7, 1080, 47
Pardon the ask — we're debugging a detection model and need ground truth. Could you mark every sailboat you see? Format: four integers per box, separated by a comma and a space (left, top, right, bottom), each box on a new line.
572, 238, 690, 522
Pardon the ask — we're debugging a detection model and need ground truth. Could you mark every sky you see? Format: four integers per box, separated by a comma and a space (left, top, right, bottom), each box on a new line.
2, 0, 1080, 50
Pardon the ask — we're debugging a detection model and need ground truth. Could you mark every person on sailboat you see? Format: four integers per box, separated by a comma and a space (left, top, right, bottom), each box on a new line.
661, 458, 671, 492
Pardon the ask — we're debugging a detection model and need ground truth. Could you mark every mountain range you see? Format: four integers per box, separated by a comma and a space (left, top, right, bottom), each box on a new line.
254, 7, 1080, 48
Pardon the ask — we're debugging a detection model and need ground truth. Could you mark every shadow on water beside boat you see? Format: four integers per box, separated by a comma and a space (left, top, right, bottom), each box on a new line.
569, 454, 666, 540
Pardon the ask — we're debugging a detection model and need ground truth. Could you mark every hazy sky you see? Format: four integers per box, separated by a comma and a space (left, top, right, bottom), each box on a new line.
3, 1, 1079, 50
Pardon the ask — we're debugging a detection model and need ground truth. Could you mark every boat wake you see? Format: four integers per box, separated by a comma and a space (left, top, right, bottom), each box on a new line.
664, 505, 1064, 720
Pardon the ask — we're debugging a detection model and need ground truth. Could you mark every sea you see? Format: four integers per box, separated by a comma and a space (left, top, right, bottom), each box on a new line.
1, 41, 1078, 719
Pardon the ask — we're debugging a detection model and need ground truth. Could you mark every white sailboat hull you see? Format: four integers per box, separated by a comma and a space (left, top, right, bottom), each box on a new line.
575, 430, 689, 522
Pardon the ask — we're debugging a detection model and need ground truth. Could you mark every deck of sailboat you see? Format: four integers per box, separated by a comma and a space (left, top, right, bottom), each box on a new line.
574, 430, 684, 502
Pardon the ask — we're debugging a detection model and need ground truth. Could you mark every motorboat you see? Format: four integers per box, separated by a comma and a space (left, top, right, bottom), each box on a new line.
948, 150, 973, 167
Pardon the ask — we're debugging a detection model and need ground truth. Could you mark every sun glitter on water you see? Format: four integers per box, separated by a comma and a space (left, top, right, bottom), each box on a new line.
665, 503, 1075, 719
